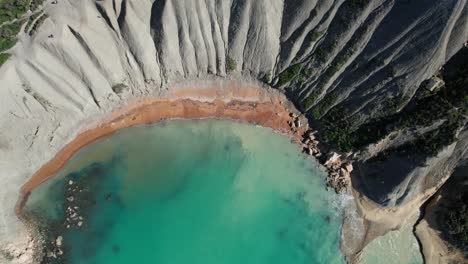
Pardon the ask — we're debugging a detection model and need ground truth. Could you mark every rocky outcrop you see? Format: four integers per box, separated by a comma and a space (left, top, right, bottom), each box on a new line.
286, 114, 353, 194
323, 153, 353, 193
0, 236, 35, 264
0, 0, 467, 263
341, 47, 468, 262
64, 180, 85, 229
415, 165, 468, 263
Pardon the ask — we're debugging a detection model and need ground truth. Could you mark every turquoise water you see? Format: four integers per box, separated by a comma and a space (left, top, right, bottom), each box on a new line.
25, 120, 344, 264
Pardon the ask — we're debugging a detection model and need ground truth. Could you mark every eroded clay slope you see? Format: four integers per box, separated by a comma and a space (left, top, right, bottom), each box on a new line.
0, 0, 467, 262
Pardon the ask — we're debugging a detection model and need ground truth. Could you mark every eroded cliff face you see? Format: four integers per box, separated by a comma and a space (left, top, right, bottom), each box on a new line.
415, 165, 468, 263
0, 0, 467, 263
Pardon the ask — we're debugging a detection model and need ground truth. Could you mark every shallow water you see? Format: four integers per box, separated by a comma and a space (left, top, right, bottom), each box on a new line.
25, 120, 344, 264
360, 215, 423, 264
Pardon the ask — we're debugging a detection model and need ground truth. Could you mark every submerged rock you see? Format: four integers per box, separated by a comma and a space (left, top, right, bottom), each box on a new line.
55, 236, 62, 247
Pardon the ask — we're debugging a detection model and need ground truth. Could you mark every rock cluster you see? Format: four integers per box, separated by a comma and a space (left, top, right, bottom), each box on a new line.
286, 114, 321, 157
287, 113, 303, 131
287, 112, 352, 194
45, 236, 63, 259
323, 153, 353, 194
64, 180, 84, 229
44, 179, 87, 261
301, 130, 321, 158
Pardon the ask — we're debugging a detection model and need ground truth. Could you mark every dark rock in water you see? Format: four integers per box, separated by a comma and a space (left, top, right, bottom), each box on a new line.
112, 245, 120, 254
298, 242, 307, 252
295, 191, 306, 200
325, 216, 331, 223
276, 229, 286, 240
114, 196, 125, 208
105, 193, 113, 200
89, 165, 105, 176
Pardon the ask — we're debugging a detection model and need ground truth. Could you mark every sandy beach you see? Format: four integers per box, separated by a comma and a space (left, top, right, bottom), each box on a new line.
15, 83, 308, 215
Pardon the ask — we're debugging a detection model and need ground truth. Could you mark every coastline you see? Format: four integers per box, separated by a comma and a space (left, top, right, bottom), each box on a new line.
13, 82, 358, 263
13, 81, 429, 264
15, 84, 309, 215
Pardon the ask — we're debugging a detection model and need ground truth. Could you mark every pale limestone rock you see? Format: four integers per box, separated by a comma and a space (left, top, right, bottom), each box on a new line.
325, 152, 341, 167
0, 0, 466, 261
55, 236, 62, 247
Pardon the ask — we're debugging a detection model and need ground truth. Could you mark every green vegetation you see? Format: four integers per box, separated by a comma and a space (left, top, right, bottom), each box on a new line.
24, 11, 45, 33
303, 53, 350, 110
277, 64, 301, 86
368, 113, 462, 161
0, 18, 22, 51
29, 0, 43, 12
0, 0, 29, 25
302, 53, 349, 110
28, 12, 46, 35
0, 17, 23, 66
311, 38, 338, 64
262, 70, 271, 83
314, 47, 326, 62
398, 119, 461, 156
321, 107, 356, 152
307, 23, 466, 156
366, 57, 385, 69
0, 0, 47, 68
24, 10, 38, 32
226, 56, 236, 72
0, 0, 41, 68
310, 30, 323, 42
444, 191, 468, 255
385, 95, 410, 115
0, 52, 10, 66
320, 48, 468, 153
311, 92, 338, 119
303, 20, 373, 111
294, 67, 313, 86
303, 90, 320, 110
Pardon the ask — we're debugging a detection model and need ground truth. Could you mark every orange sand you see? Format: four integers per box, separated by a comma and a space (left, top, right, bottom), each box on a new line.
16, 84, 306, 214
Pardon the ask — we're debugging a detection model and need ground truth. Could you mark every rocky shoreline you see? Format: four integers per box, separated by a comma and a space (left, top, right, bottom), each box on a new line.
6, 84, 353, 263
7, 79, 456, 264
44, 179, 84, 261
286, 113, 353, 194
9, 83, 360, 263
0, 228, 38, 264
29, 118, 353, 264
39, 171, 101, 263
